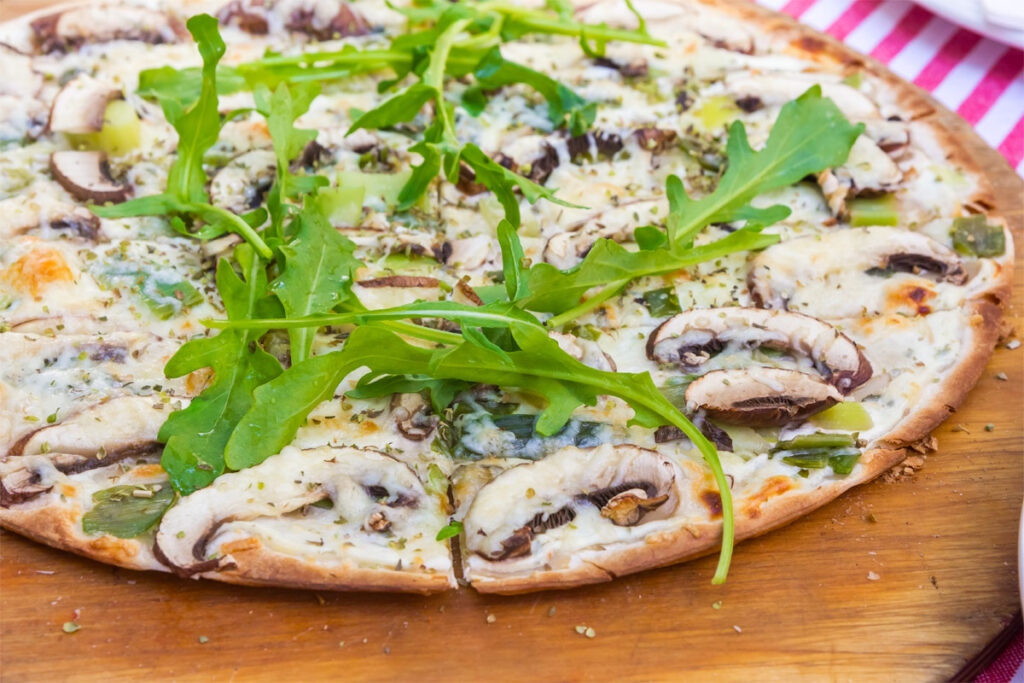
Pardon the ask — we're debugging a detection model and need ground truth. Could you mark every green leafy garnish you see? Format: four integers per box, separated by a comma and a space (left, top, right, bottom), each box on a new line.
269, 197, 362, 364
92, 15, 271, 258
81, 484, 176, 538
848, 194, 899, 227
525, 86, 864, 325
159, 246, 283, 494
436, 520, 463, 541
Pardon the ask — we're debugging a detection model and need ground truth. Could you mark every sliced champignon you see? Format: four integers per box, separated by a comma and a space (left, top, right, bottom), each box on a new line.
49, 150, 129, 204
593, 56, 648, 78
284, 0, 371, 40
48, 74, 122, 134
217, 0, 271, 34
354, 275, 442, 311
0, 463, 54, 506
7, 396, 175, 460
647, 307, 872, 394
1, 197, 101, 241
567, 130, 623, 161
522, 142, 560, 185
443, 235, 492, 271
748, 227, 968, 318
633, 127, 678, 154
356, 275, 441, 289
153, 446, 426, 576
31, 6, 184, 54
549, 331, 616, 372
684, 367, 842, 427
722, 74, 880, 120
390, 393, 439, 441
209, 149, 277, 214
816, 136, 902, 218
462, 444, 683, 561
452, 279, 484, 306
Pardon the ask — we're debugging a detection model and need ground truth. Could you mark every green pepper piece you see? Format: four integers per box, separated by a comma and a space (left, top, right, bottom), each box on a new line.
81, 484, 176, 539
848, 194, 899, 227
951, 215, 1005, 257
774, 432, 858, 451
829, 452, 861, 475
810, 402, 873, 431
641, 287, 682, 318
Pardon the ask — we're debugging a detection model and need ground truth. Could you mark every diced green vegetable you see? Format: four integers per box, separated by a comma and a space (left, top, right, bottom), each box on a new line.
775, 432, 858, 451
102, 269, 204, 320
841, 72, 863, 88
810, 402, 873, 430
318, 185, 365, 226
848, 194, 899, 227
68, 100, 142, 157
951, 215, 1005, 257
779, 446, 860, 470
81, 484, 176, 538
720, 425, 773, 455
641, 287, 682, 318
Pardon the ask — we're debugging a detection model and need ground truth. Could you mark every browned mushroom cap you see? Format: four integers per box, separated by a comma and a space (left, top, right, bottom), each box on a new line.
48, 74, 122, 134
647, 307, 871, 394
685, 367, 843, 427
0, 464, 54, 506
390, 393, 439, 441
356, 275, 440, 288
816, 137, 902, 218
285, 1, 370, 40
153, 446, 429, 576
50, 151, 129, 203
31, 6, 184, 54
748, 227, 968, 315
217, 0, 271, 34
462, 444, 682, 561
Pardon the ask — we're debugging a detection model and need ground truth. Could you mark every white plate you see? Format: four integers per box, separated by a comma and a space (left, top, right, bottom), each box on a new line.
913, 0, 1024, 51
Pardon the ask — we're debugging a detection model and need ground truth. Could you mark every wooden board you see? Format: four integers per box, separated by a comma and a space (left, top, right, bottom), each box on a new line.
1, 1, 1022, 680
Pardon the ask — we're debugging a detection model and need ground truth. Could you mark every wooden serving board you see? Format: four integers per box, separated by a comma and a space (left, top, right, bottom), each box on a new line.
1, 1, 1022, 680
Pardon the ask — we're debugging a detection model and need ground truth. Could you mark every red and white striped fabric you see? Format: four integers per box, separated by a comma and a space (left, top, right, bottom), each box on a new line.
753, 0, 1024, 176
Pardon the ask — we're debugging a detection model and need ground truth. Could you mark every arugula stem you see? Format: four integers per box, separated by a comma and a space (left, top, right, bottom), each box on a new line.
545, 278, 628, 328
201, 205, 273, 259
374, 320, 464, 346
477, 1, 666, 47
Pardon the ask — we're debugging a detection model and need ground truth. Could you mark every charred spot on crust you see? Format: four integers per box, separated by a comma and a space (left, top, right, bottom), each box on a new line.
700, 490, 723, 518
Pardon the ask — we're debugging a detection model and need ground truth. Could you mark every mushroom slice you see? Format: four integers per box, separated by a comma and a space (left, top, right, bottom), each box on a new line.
7, 396, 175, 460
647, 308, 871, 393
685, 367, 843, 427
209, 149, 277, 213
31, 6, 184, 53
722, 74, 880, 120
353, 276, 442, 310
390, 393, 438, 441
154, 446, 430, 577
48, 75, 122, 134
816, 136, 902, 218
748, 227, 968, 319
50, 150, 129, 203
463, 444, 682, 561
549, 331, 617, 372
444, 235, 492, 271
281, 0, 371, 40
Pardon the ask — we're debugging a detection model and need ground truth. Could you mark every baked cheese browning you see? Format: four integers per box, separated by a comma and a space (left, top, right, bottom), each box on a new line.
153, 446, 454, 590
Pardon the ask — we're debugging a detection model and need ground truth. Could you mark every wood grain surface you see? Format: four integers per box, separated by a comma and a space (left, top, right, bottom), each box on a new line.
1, 0, 1022, 680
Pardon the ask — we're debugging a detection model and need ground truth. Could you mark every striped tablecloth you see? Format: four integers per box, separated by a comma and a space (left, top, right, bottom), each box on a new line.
753, 0, 1024, 175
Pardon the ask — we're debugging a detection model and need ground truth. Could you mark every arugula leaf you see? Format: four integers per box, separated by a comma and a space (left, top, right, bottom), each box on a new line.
159, 246, 282, 494
497, 219, 530, 302
91, 14, 272, 258
436, 520, 463, 541
347, 374, 470, 414
137, 65, 247, 117
527, 87, 863, 324
524, 228, 778, 315
269, 197, 362, 364
667, 86, 863, 245
462, 48, 596, 135
347, 82, 439, 135
255, 82, 329, 238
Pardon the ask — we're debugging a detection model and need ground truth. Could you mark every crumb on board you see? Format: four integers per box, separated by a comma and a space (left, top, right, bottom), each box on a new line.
867, 571, 880, 581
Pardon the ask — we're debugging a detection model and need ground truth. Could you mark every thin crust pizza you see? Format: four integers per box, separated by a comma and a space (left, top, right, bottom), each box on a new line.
0, 0, 1013, 595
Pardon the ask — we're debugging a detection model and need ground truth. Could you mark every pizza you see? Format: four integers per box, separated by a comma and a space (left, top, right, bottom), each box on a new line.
0, 0, 1013, 595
